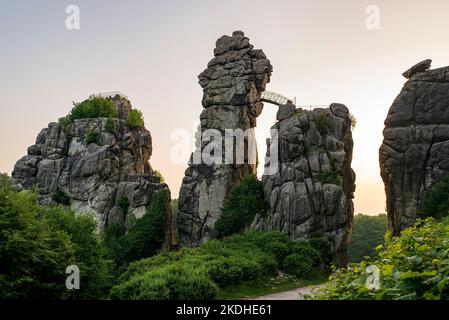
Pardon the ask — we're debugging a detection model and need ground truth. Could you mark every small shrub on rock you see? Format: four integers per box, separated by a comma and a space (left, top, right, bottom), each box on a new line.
315, 112, 329, 135
126, 109, 144, 128
85, 130, 98, 144
68, 96, 118, 122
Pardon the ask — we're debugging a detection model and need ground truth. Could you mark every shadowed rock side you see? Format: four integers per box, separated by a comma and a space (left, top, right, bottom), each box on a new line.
252, 104, 356, 266
178, 31, 273, 246
12, 95, 170, 230
380, 60, 449, 235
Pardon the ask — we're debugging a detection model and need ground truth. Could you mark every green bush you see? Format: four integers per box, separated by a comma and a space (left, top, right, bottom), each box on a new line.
309, 237, 333, 265
110, 263, 218, 300
0, 185, 111, 299
105, 117, 116, 133
85, 130, 98, 144
315, 112, 329, 135
58, 116, 71, 129
153, 169, 165, 183
118, 196, 130, 214
110, 230, 329, 300
127, 109, 144, 128
317, 170, 342, 186
214, 175, 267, 239
283, 241, 324, 278
419, 176, 449, 220
68, 96, 117, 122
313, 218, 449, 300
170, 199, 178, 238
52, 189, 71, 205
104, 190, 169, 268
283, 254, 315, 278
0, 173, 11, 190
348, 214, 388, 263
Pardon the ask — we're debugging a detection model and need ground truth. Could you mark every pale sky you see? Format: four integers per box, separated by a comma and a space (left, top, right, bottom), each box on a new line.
1, 0, 449, 215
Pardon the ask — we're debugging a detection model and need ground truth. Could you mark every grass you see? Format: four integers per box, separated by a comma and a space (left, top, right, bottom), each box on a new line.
216, 273, 326, 300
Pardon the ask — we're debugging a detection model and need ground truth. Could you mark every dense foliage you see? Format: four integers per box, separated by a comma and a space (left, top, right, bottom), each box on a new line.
110, 231, 331, 300
419, 176, 449, 220
348, 214, 388, 262
313, 218, 449, 300
104, 190, 169, 269
214, 175, 267, 239
126, 109, 144, 128
0, 177, 111, 299
68, 96, 118, 122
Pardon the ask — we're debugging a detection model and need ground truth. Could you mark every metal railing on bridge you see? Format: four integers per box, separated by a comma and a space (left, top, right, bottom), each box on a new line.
260, 91, 296, 106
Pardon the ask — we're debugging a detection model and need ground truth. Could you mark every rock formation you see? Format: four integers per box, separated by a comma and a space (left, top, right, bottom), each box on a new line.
178, 31, 273, 246
380, 60, 449, 235
12, 94, 170, 231
252, 104, 356, 266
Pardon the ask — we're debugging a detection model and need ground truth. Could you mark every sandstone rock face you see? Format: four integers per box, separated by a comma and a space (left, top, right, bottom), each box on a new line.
380, 61, 449, 235
12, 95, 169, 230
178, 31, 273, 246
252, 104, 356, 266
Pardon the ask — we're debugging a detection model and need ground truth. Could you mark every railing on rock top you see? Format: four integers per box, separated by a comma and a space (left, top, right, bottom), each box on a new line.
93, 91, 129, 100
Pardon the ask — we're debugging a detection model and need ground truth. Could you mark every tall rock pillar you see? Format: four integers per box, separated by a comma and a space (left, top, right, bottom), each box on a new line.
178, 31, 272, 246
252, 104, 356, 266
380, 60, 449, 235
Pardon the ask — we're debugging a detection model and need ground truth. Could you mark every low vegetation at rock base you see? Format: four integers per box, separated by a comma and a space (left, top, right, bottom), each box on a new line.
103, 189, 170, 270
348, 214, 388, 263
313, 217, 449, 300
110, 231, 331, 300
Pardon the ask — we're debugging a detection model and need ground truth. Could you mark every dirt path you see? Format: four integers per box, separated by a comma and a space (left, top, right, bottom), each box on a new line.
252, 284, 325, 300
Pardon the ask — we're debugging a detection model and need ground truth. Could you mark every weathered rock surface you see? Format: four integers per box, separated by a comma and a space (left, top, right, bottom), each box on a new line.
252, 104, 356, 266
178, 31, 273, 246
12, 95, 169, 230
402, 59, 432, 79
380, 60, 449, 235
